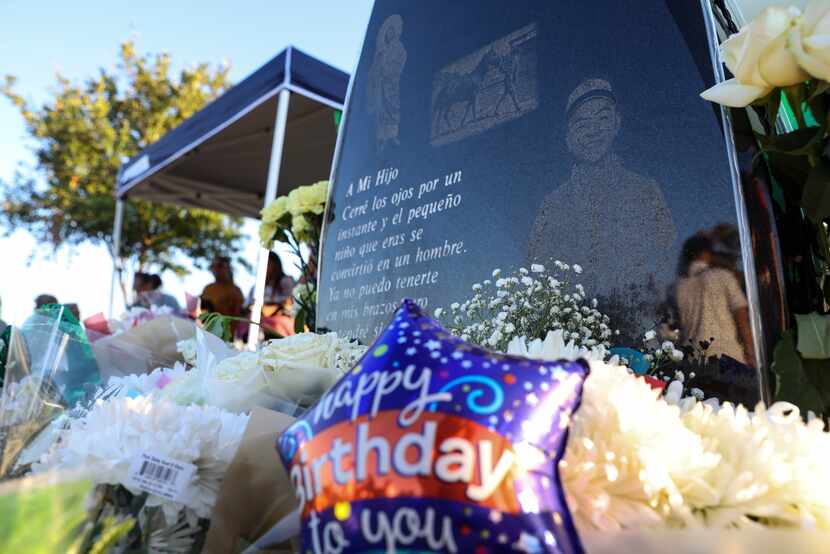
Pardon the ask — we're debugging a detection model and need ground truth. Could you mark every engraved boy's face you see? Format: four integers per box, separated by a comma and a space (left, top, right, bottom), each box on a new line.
566, 97, 620, 163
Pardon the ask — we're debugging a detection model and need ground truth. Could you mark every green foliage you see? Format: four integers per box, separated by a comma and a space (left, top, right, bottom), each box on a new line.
1, 42, 245, 276
0, 476, 92, 553
772, 330, 830, 418
752, 81, 830, 416
198, 311, 282, 343
198, 311, 235, 343
84, 516, 135, 554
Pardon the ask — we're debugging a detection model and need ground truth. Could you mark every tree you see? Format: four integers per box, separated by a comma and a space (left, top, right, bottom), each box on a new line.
1, 41, 246, 299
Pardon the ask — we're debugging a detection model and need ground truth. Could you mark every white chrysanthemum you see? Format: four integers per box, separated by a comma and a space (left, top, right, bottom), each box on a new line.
108, 363, 188, 397
682, 401, 830, 529
506, 329, 606, 361
34, 396, 249, 526
560, 361, 719, 533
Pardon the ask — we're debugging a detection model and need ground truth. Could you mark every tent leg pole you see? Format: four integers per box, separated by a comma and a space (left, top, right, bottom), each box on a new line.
109, 198, 125, 319
248, 88, 291, 350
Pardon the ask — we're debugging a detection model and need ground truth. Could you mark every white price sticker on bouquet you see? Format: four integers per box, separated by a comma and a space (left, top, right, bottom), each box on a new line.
126, 452, 196, 501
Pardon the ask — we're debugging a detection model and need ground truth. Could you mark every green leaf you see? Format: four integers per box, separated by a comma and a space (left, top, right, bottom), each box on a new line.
765, 150, 811, 205
802, 357, 830, 406
795, 312, 830, 359
809, 79, 830, 100
772, 331, 826, 414
758, 127, 824, 155
294, 308, 307, 334
806, 90, 827, 128
783, 84, 808, 128
801, 158, 830, 222
198, 312, 230, 342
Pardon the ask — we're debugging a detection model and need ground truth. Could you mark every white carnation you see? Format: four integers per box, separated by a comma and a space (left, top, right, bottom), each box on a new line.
35, 396, 249, 526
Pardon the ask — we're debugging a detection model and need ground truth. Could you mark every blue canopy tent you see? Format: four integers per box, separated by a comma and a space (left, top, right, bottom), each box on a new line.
112, 46, 349, 346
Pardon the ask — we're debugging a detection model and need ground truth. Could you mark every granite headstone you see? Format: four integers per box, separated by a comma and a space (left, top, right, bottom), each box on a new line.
318, 0, 786, 405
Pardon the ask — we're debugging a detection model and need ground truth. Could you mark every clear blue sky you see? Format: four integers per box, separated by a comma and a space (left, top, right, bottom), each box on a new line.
0, 0, 374, 326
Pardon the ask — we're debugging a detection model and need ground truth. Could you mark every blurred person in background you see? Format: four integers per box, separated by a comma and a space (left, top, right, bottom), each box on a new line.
35, 294, 58, 310
147, 274, 182, 313
247, 252, 295, 337
201, 256, 244, 317
246, 252, 295, 309
130, 272, 152, 308
23, 293, 59, 328
0, 295, 7, 333
674, 233, 755, 366
131, 272, 181, 313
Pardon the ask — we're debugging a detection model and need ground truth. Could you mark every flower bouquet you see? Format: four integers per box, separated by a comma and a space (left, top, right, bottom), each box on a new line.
702, 0, 830, 418
259, 180, 329, 332
163, 329, 365, 413
425, 249, 830, 543
0, 306, 104, 480
21, 327, 365, 551
34, 395, 250, 553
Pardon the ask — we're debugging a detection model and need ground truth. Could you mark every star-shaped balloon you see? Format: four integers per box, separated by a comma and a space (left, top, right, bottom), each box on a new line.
277, 299, 588, 553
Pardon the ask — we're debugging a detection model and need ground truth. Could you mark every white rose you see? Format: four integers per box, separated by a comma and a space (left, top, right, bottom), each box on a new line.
701, 6, 806, 107
789, 0, 830, 80
259, 332, 341, 371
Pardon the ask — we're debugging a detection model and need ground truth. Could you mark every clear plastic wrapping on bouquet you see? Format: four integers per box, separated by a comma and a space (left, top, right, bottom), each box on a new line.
90, 315, 197, 380
0, 306, 103, 477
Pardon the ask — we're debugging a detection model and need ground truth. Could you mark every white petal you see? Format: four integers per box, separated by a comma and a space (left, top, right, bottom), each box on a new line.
804, 33, 830, 65
721, 28, 749, 75
760, 33, 809, 85
804, 33, 830, 49
790, 27, 830, 80
700, 79, 771, 107
805, 0, 830, 34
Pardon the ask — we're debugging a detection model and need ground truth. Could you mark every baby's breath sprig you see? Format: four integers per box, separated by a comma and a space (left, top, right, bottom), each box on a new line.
436, 262, 615, 352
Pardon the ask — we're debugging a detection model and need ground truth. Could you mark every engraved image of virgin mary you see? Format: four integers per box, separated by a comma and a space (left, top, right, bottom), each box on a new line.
367, 14, 407, 152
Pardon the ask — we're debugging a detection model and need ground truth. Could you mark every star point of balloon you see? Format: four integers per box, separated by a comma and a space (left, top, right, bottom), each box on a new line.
277, 299, 589, 553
